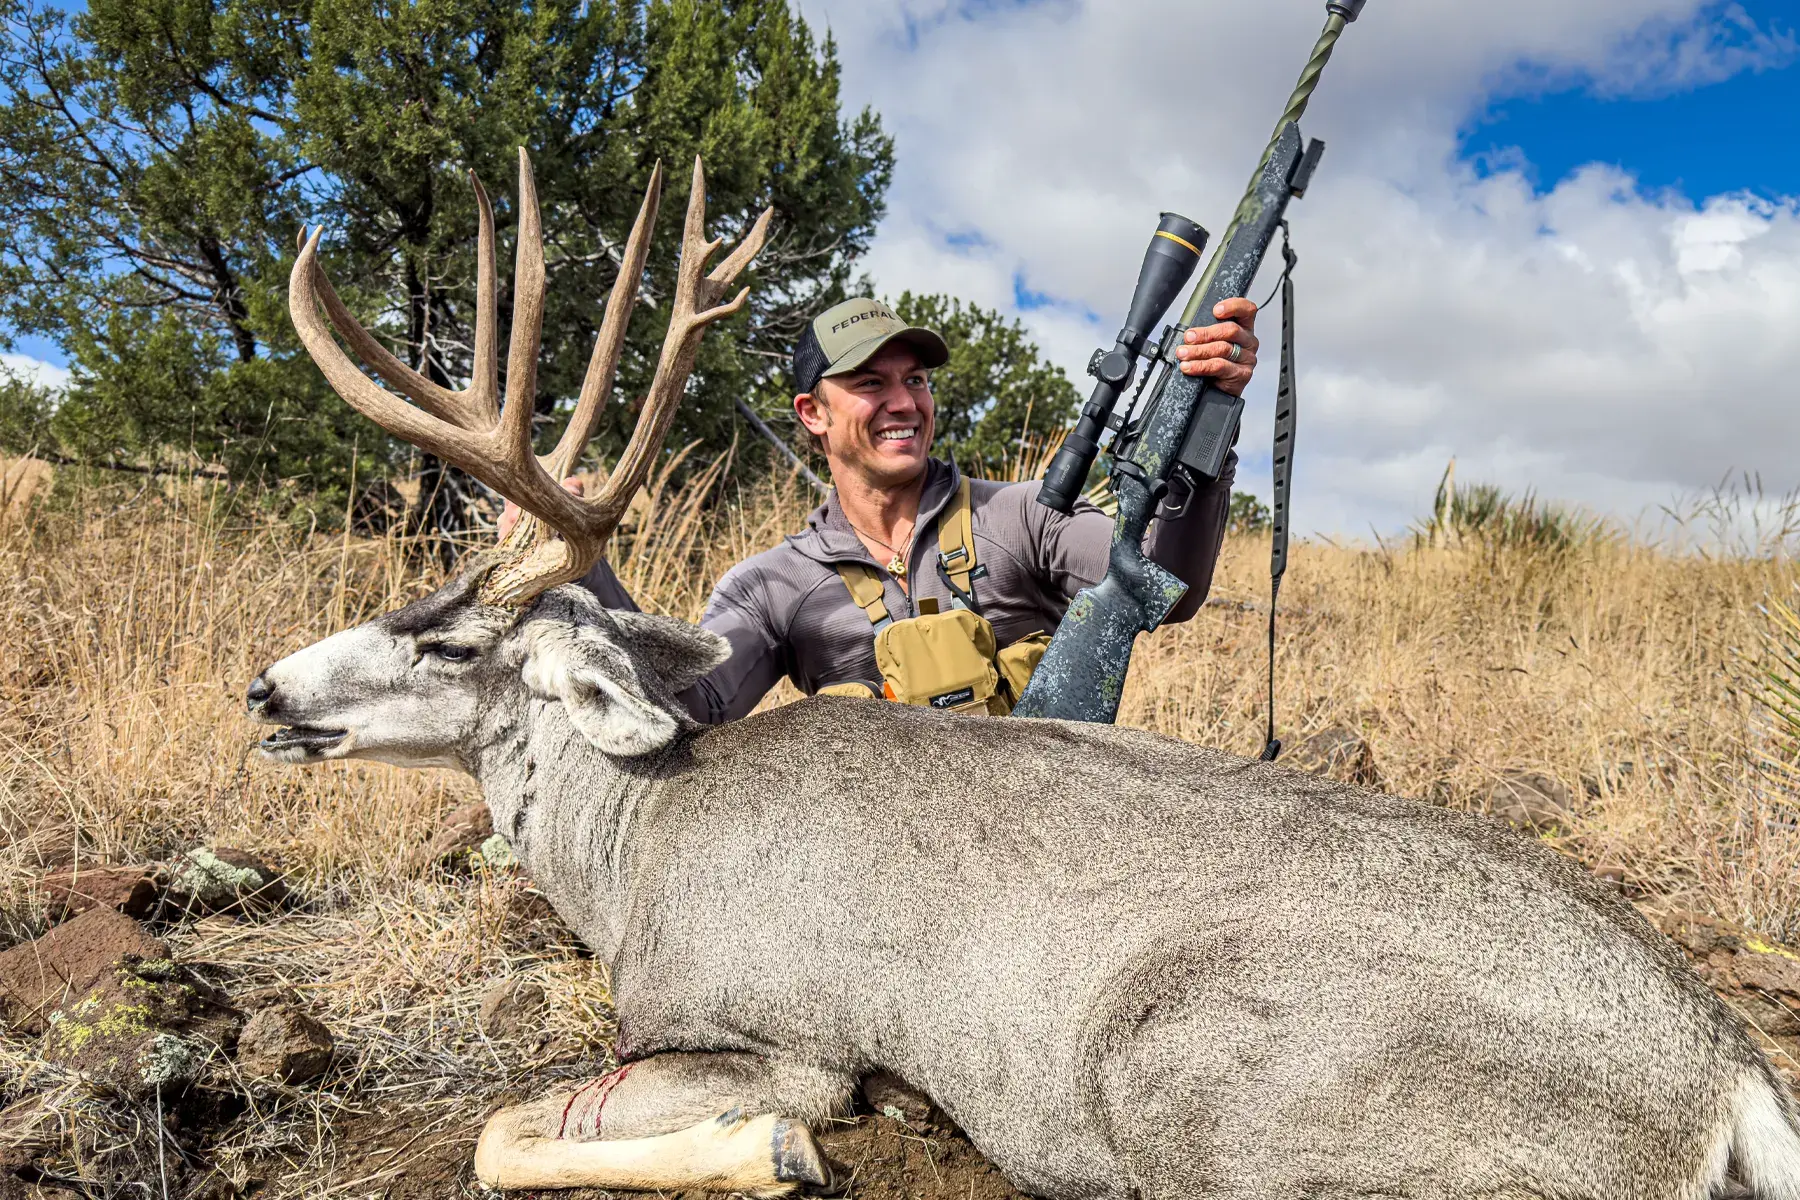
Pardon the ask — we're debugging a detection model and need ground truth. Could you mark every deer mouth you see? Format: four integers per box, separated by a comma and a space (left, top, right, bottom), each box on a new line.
259, 725, 349, 757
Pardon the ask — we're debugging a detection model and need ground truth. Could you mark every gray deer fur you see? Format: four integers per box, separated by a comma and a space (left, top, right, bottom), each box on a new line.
250, 560, 1800, 1199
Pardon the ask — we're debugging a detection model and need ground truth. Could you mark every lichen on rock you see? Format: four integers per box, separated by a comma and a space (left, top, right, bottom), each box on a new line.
475, 833, 517, 870
169, 847, 287, 913
42, 954, 238, 1097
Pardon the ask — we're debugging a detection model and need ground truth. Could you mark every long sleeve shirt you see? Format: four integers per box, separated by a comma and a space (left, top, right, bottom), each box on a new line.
581, 454, 1235, 724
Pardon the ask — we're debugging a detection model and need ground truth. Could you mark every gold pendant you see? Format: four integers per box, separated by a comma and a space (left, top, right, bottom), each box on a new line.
887, 553, 906, 579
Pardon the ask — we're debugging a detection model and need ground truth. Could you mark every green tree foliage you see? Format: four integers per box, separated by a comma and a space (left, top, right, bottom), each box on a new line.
1228, 490, 1270, 535
0, 0, 892, 523
0, 366, 53, 452
888, 291, 1081, 471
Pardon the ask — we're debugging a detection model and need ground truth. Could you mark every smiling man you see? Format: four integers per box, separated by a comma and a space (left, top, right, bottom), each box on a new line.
522, 295, 1258, 723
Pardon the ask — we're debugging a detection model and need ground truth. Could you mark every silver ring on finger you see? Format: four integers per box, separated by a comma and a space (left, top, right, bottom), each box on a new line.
1227, 342, 1244, 364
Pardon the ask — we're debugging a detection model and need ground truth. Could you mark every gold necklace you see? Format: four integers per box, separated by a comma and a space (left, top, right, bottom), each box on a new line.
847, 520, 914, 579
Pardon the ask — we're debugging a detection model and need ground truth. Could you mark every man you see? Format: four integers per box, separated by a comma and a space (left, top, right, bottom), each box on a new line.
503, 296, 1258, 723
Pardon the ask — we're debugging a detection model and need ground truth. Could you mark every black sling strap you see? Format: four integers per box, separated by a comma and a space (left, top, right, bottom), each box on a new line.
1260, 224, 1299, 764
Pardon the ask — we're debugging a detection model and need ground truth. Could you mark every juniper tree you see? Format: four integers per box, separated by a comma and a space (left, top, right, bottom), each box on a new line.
0, 0, 892, 526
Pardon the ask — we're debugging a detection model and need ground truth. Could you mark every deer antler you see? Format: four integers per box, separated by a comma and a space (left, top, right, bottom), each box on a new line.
289, 150, 772, 607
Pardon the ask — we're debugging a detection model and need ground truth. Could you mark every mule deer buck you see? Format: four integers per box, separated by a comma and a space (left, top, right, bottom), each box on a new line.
251, 150, 1800, 1198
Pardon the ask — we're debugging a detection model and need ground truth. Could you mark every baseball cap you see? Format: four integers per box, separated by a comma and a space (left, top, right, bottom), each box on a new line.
792, 298, 950, 396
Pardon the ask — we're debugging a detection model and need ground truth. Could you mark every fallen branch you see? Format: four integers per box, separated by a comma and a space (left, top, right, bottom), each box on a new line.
33, 453, 229, 480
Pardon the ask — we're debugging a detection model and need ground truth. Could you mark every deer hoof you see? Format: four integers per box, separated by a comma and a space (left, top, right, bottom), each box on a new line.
769, 1118, 831, 1190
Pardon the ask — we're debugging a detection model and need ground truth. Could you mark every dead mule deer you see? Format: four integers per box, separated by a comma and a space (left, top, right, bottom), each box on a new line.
250, 151, 1800, 1199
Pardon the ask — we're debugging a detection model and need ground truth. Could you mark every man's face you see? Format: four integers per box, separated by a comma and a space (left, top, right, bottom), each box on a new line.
795, 343, 936, 488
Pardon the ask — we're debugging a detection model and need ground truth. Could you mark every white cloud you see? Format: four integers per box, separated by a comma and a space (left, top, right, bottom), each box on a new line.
0, 354, 70, 393
1592, 2, 1800, 97
798, 0, 1800, 535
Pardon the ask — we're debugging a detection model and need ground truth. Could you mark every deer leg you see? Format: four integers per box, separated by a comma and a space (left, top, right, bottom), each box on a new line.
473, 1051, 850, 1195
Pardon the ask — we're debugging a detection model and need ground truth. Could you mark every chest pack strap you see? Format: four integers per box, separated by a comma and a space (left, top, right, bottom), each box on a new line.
935, 479, 981, 612
833, 478, 981, 622
836, 562, 893, 632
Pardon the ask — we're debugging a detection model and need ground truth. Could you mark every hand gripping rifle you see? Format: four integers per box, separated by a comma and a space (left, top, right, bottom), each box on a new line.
1013, 0, 1365, 725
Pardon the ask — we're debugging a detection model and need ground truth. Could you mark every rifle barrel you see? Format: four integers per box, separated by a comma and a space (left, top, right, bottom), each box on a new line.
1177, 9, 1352, 327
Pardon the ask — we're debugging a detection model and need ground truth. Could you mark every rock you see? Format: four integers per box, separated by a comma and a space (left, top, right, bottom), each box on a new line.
1733, 943, 1800, 1001
237, 1003, 334, 1083
1484, 771, 1576, 831
405, 801, 493, 875
863, 1072, 937, 1128
0, 907, 168, 1035
476, 833, 518, 870
1734, 990, 1800, 1038
478, 977, 546, 1040
1283, 725, 1382, 788
1590, 863, 1637, 894
168, 847, 287, 914
1654, 910, 1744, 959
40, 865, 162, 923
41, 952, 239, 1097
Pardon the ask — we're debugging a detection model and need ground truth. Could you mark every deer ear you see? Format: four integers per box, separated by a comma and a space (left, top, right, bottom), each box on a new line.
603, 610, 731, 693
523, 622, 682, 757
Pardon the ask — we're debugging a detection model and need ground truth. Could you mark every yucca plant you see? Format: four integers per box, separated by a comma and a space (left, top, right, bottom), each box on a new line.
1415, 458, 1610, 555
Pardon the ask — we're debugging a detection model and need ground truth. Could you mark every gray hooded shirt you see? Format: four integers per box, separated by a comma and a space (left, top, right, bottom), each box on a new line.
582, 455, 1234, 724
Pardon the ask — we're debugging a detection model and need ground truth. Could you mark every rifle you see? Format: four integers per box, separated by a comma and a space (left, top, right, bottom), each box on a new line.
1013, 0, 1365, 726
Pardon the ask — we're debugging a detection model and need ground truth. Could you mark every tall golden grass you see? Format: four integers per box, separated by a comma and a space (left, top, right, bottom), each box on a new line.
4, 460, 1799, 927
0, 458, 1797, 1189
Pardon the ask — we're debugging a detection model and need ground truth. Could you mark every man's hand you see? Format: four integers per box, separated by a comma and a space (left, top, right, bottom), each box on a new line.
497, 475, 584, 540
1174, 297, 1259, 396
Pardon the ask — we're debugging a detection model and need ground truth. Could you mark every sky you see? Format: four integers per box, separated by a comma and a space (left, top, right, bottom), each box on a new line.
8, 0, 1797, 537
787, 0, 1800, 537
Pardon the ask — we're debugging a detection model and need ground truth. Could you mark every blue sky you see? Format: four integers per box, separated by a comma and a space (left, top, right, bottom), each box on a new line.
1464, 2, 1799, 201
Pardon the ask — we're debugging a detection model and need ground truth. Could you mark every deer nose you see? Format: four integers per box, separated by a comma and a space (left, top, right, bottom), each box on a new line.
246, 675, 275, 712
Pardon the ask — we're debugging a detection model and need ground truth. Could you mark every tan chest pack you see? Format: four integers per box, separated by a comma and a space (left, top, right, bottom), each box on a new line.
820, 481, 1049, 716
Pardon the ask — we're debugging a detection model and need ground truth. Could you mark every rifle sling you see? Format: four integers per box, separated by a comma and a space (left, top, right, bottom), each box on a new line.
1260, 224, 1299, 764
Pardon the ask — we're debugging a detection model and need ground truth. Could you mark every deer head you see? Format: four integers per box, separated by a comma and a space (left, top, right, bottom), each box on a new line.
247, 152, 768, 769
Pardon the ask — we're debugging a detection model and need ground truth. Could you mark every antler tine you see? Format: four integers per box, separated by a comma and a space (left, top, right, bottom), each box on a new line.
469, 170, 501, 421
480, 157, 771, 608
295, 150, 769, 609
588, 157, 774, 521
542, 158, 666, 484
291, 157, 586, 561
292, 227, 476, 425
496, 148, 547, 456
290, 227, 496, 464
289, 163, 507, 433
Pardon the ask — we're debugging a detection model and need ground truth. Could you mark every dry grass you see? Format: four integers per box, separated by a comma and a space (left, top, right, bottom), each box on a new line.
1, 458, 1797, 1193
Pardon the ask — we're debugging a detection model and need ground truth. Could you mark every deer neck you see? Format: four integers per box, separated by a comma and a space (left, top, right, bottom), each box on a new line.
469, 687, 649, 961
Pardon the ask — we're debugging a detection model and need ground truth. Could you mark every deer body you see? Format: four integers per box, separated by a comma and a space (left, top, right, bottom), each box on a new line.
508, 694, 1786, 1199
266, 150, 1800, 1197
253, 576, 1800, 1199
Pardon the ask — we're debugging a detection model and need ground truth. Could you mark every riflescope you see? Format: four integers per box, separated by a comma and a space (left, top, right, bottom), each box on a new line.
1037, 212, 1208, 514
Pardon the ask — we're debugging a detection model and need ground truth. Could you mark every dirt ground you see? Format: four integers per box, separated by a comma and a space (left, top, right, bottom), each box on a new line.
7, 883, 1800, 1199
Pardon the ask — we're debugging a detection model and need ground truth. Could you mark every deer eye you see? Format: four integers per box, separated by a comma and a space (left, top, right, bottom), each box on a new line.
423, 643, 476, 663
